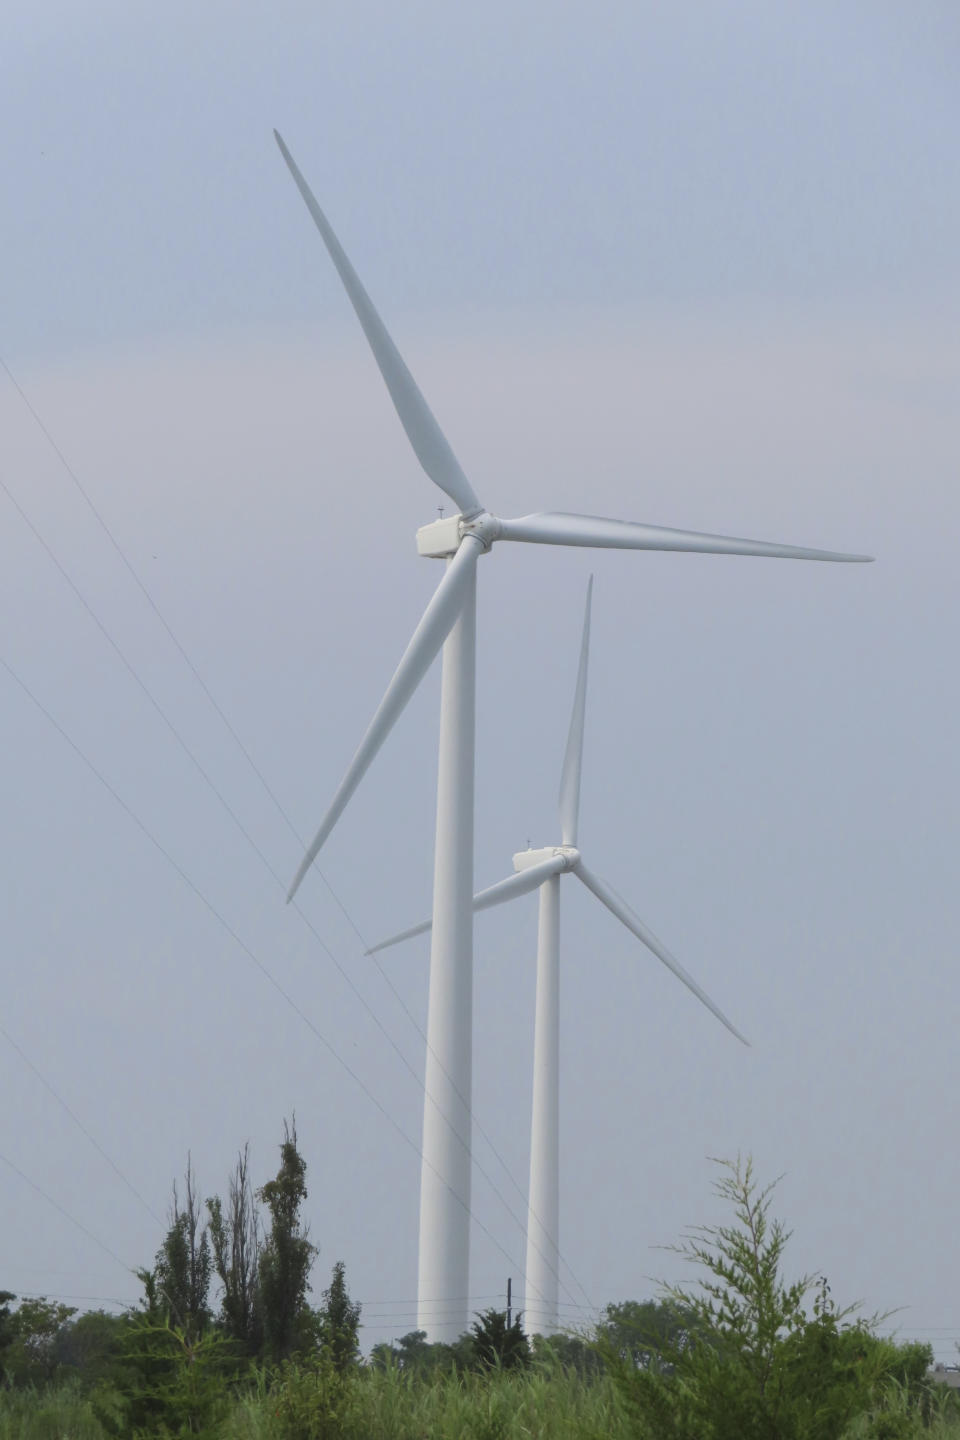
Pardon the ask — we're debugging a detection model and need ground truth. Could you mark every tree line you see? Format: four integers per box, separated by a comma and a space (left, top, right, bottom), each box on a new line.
0, 1145, 952, 1439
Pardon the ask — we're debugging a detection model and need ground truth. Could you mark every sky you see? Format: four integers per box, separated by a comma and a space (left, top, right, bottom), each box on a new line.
1, 0, 958, 1356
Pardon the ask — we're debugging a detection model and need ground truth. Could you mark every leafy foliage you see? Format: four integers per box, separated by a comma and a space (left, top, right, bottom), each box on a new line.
267, 1352, 358, 1439
151, 1157, 212, 1342
2, 1296, 77, 1385
595, 1297, 696, 1371
256, 1117, 317, 1362
207, 1144, 261, 1357
0, 1291, 15, 1361
118, 1313, 234, 1437
318, 1261, 361, 1375
5, 1141, 952, 1440
603, 1157, 935, 1440
470, 1308, 532, 1372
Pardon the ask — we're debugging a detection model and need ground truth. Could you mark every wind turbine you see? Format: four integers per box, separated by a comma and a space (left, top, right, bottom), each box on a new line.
366, 576, 748, 1335
273, 131, 871, 1339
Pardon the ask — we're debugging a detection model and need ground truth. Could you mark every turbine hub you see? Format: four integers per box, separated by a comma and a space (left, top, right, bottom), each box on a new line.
460, 511, 501, 549
512, 844, 580, 873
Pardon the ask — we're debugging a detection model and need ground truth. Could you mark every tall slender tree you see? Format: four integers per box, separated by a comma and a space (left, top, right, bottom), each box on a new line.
257, 1118, 317, 1360
207, 1144, 262, 1355
153, 1156, 211, 1340
319, 1261, 361, 1374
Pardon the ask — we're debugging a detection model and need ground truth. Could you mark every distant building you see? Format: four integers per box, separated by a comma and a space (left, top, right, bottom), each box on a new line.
931, 1364, 960, 1389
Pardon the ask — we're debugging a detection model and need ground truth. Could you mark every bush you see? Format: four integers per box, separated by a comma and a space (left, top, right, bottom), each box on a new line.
602, 1157, 933, 1440
267, 1353, 358, 1440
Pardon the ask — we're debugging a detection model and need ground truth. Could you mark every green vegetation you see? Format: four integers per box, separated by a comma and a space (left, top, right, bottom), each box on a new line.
1, 1142, 954, 1438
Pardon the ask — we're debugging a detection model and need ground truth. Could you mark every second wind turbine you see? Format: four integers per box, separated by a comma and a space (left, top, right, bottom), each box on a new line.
274, 131, 872, 1340
368, 577, 748, 1336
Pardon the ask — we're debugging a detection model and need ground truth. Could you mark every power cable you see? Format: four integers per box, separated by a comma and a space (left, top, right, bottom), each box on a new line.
0, 362, 594, 1314
0, 1022, 163, 1227
0, 460, 569, 1310
0, 1149, 133, 1276
0, 650, 535, 1297
0, 351, 592, 1319
11, 1291, 135, 1309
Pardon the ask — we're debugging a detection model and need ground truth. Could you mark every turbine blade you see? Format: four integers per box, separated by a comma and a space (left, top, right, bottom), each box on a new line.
365, 917, 432, 955
288, 538, 482, 900
478, 856, 569, 910
273, 131, 481, 518
366, 854, 566, 954
559, 576, 592, 846
496, 512, 873, 562
573, 861, 749, 1045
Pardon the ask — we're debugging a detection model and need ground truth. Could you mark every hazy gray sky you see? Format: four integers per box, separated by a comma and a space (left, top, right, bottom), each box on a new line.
2, 1, 958, 1354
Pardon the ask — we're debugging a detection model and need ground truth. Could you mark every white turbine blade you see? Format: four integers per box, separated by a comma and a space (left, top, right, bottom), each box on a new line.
367, 854, 566, 954
573, 861, 749, 1045
559, 576, 592, 846
496, 512, 872, 563
274, 131, 481, 518
288, 539, 482, 900
366, 917, 433, 954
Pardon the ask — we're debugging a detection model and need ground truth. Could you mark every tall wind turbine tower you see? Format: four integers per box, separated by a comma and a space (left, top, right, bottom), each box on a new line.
273, 133, 871, 1339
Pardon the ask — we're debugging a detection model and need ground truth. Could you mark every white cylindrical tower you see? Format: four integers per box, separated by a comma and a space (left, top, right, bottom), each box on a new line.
417, 545, 479, 1339
525, 873, 561, 1335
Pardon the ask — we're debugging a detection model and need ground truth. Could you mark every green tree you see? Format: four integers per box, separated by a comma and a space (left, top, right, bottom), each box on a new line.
595, 1297, 696, 1371
318, 1261, 361, 1374
257, 1117, 317, 1361
4, 1296, 77, 1385
0, 1290, 15, 1365
604, 1157, 926, 1440
469, 1307, 531, 1371
207, 1143, 261, 1356
369, 1328, 426, 1373
118, 1313, 233, 1437
268, 1352, 358, 1440
152, 1156, 211, 1342
53, 1308, 127, 1389
531, 1330, 602, 1377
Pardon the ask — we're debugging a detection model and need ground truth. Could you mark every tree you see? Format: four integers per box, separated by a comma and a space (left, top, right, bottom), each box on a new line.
0, 1290, 15, 1365
369, 1328, 466, 1376
595, 1297, 696, 1371
318, 1261, 361, 1374
531, 1330, 602, 1377
3, 1296, 77, 1385
207, 1143, 262, 1356
469, 1307, 531, 1371
152, 1155, 211, 1341
257, 1117, 317, 1360
118, 1313, 233, 1437
369, 1328, 429, 1373
603, 1157, 930, 1440
53, 1307, 127, 1389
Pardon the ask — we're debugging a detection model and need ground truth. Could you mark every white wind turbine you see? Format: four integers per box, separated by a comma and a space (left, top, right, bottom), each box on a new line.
274, 131, 871, 1339
366, 576, 748, 1336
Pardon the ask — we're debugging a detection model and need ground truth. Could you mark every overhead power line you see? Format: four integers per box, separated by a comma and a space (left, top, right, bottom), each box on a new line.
0, 649, 534, 1297
0, 1022, 162, 1227
0, 357, 593, 1314
0, 1149, 133, 1276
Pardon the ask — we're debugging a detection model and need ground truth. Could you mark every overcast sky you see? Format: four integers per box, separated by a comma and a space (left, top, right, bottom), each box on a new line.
1, 0, 958, 1355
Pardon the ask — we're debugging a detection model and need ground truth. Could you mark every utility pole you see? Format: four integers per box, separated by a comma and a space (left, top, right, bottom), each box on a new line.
506, 1276, 512, 1329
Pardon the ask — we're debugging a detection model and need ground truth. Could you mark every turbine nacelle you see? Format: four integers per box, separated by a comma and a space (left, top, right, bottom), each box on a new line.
417, 511, 498, 558
513, 845, 580, 874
